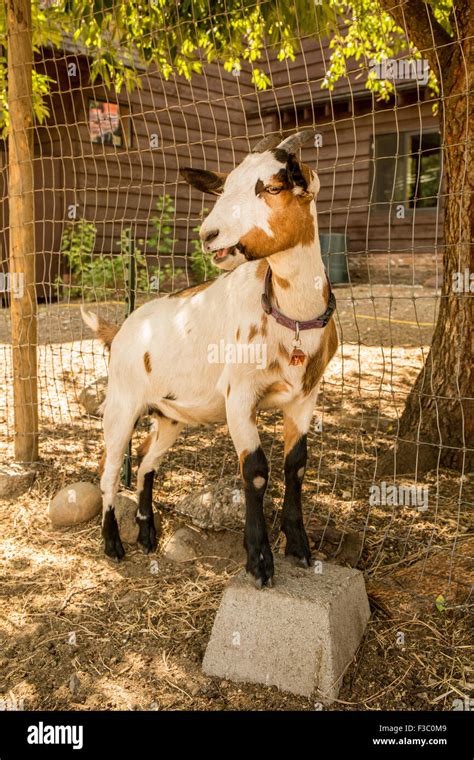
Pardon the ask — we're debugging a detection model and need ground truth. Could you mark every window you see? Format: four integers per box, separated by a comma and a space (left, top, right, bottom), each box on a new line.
371, 130, 441, 209
89, 100, 131, 148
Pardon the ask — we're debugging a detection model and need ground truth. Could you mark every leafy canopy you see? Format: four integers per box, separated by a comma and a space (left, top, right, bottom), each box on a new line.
0, 0, 453, 134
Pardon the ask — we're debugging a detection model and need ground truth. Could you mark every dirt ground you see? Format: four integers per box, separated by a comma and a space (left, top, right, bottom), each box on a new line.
0, 281, 472, 711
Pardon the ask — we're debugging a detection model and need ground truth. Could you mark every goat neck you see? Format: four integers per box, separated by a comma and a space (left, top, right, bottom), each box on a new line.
268, 204, 327, 321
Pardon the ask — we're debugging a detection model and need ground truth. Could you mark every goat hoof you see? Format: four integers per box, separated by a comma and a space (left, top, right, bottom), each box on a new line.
137, 522, 157, 554
246, 544, 274, 589
296, 556, 312, 569
285, 548, 312, 568
283, 524, 312, 568
104, 536, 125, 561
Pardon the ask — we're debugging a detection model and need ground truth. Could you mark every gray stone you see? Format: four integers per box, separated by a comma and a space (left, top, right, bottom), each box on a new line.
0, 464, 36, 499
163, 527, 198, 562
202, 558, 370, 703
79, 376, 107, 416
114, 491, 161, 544
69, 674, 81, 695
49, 481, 102, 527
175, 477, 270, 531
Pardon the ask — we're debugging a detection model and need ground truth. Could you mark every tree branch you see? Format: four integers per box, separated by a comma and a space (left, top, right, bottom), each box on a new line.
377, 0, 452, 75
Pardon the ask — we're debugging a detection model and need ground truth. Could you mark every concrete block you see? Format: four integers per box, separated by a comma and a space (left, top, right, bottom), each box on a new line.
202, 558, 370, 703
0, 464, 36, 500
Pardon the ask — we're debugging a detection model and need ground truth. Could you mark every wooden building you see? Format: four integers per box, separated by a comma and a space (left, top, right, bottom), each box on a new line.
0, 35, 443, 300
243, 41, 443, 281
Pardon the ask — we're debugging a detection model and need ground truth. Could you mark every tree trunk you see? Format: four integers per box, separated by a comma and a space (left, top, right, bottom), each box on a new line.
377, 0, 473, 475
7, 0, 38, 462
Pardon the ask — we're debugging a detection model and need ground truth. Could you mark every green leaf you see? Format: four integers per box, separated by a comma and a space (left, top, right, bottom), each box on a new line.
435, 594, 447, 613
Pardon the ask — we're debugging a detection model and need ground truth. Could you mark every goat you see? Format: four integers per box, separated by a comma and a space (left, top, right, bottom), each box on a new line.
82, 131, 338, 588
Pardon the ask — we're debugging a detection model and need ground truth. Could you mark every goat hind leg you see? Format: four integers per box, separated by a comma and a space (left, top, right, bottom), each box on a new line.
135, 418, 183, 553
101, 402, 138, 560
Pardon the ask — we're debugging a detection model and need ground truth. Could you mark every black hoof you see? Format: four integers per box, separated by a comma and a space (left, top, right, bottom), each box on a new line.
103, 508, 125, 560
104, 535, 125, 561
283, 522, 312, 568
137, 518, 157, 554
245, 541, 274, 589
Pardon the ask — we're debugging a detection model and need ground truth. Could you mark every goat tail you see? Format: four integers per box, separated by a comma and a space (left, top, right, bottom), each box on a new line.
81, 306, 120, 351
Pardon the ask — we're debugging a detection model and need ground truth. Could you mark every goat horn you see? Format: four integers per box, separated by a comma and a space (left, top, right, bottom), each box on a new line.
276, 130, 316, 154
251, 133, 283, 153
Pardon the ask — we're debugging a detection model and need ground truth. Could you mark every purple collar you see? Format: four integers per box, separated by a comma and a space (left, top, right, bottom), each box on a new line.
261, 267, 336, 331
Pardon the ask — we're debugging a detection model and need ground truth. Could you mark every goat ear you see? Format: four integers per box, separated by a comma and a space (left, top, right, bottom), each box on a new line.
286, 154, 309, 191
180, 168, 227, 195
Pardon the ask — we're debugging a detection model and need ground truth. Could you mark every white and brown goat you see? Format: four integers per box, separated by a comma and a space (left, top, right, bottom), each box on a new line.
82, 131, 338, 587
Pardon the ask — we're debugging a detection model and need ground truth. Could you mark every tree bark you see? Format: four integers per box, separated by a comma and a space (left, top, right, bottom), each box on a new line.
377, 0, 473, 475
7, 0, 38, 462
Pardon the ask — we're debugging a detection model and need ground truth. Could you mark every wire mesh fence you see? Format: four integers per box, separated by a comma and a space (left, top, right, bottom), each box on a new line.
0, 0, 472, 710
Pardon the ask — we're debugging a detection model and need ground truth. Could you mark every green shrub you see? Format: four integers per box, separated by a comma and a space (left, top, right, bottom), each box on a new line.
146, 195, 177, 257
189, 217, 220, 283
57, 218, 148, 301
57, 196, 218, 301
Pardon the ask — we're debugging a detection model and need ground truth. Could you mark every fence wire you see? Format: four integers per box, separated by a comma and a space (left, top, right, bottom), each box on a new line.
0, 1, 472, 622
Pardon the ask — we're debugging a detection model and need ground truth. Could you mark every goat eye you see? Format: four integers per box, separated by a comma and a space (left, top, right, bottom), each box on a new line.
265, 186, 281, 195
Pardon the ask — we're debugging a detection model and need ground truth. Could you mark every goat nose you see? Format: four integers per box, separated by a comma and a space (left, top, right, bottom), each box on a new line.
202, 229, 219, 244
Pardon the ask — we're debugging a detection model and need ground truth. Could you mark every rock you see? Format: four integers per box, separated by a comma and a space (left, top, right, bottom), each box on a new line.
49, 481, 102, 527
69, 674, 80, 695
79, 376, 108, 416
175, 477, 271, 531
114, 491, 161, 544
0, 464, 36, 499
163, 527, 198, 562
202, 558, 370, 703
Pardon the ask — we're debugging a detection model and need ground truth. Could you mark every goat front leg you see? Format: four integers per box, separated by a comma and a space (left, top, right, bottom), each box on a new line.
226, 387, 273, 588
281, 394, 318, 567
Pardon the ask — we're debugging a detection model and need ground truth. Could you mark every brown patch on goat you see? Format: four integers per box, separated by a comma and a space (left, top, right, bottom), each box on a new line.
302, 352, 325, 397
248, 324, 259, 342
226, 384, 231, 398
240, 177, 315, 258
169, 280, 213, 298
256, 259, 269, 280
137, 431, 155, 463
254, 380, 291, 415
322, 278, 329, 306
235, 327, 241, 341
268, 358, 280, 372
99, 448, 106, 477
283, 416, 301, 456
274, 274, 290, 290
95, 318, 119, 350
239, 449, 250, 483
260, 313, 268, 337
302, 320, 338, 396
143, 351, 152, 374
264, 380, 290, 396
